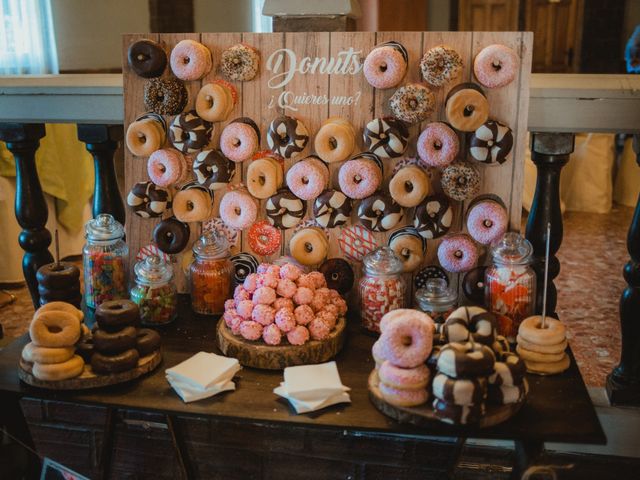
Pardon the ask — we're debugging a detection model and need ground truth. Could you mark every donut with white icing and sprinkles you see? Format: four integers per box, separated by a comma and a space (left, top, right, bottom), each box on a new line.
220, 43, 259, 81
420, 45, 463, 87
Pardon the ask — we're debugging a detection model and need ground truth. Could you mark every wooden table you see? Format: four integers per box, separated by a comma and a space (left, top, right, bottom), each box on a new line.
0, 297, 605, 478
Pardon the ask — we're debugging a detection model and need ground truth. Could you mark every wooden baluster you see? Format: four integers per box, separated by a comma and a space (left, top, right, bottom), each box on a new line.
0, 123, 52, 307
607, 134, 640, 405
525, 132, 574, 317
77, 124, 125, 225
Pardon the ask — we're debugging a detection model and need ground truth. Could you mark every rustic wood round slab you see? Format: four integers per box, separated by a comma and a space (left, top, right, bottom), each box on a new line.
18, 350, 162, 390
368, 370, 524, 428
217, 317, 347, 370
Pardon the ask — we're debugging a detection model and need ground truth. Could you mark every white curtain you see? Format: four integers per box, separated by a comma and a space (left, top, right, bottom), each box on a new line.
0, 0, 58, 74
252, 0, 272, 32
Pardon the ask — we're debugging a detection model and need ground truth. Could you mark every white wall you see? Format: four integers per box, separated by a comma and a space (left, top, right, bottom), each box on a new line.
194, 0, 254, 33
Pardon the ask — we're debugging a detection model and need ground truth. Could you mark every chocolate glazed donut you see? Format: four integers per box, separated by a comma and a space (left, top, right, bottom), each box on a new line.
265, 189, 306, 229
136, 328, 162, 357
128, 39, 167, 78
93, 326, 138, 354
96, 299, 139, 331
357, 192, 404, 232
153, 217, 190, 255
91, 349, 140, 374
313, 189, 353, 228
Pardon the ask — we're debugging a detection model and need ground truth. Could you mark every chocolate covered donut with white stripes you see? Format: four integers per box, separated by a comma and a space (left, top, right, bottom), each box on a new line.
313, 189, 352, 228
432, 373, 488, 406
433, 398, 485, 425
442, 306, 497, 345
267, 115, 309, 159
169, 110, 213, 154
363, 117, 409, 159
436, 341, 495, 378
489, 352, 526, 387
469, 120, 514, 165
265, 188, 306, 229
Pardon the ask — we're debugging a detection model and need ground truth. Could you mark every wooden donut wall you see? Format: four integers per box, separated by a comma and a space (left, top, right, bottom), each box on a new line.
123, 32, 533, 304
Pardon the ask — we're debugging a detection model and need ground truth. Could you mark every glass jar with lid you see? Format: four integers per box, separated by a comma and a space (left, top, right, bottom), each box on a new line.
190, 230, 233, 315
414, 278, 457, 324
83, 214, 128, 308
359, 246, 405, 334
485, 232, 536, 340
130, 254, 177, 325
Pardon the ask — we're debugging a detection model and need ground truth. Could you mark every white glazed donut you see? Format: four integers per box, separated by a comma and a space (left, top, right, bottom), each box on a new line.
246, 156, 283, 199
290, 228, 329, 266
314, 118, 356, 163
518, 316, 566, 346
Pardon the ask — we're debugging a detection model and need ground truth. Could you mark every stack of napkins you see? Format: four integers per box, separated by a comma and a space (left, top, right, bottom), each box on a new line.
166, 352, 241, 403
274, 361, 351, 413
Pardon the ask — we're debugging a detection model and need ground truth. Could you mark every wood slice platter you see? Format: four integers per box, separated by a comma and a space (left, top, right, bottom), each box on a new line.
368, 369, 523, 428
18, 350, 162, 390
217, 317, 346, 370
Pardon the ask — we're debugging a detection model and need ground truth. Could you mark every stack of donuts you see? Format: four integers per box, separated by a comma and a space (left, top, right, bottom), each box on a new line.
517, 315, 569, 375
36, 261, 82, 308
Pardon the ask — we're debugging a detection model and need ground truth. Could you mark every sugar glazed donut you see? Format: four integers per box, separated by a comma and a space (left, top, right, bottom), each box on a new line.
267, 115, 309, 159
147, 148, 188, 187
265, 188, 306, 229
126, 113, 166, 157
413, 194, 453, 240
221, 43, 260, 81
441, 161, 481, 201
127, 181, 171, 218
220, 189, 258, 229
22, 342, 74, 365
33, 355, 85, 381
443, 306, 497, 345
153, 217, 190, 254
313, 189, 353, 228
469, 120, 514, 165
378, 310, 434, 368
417, 122, 459, 168
30, 311, 81, 348
389, 165, 430, 208
247, 153, 284, 199
389, 83, 435, 124
248, 220, 281, 256
388, 227, 426, 273
290, 227, 329, 266
193, 149, 236, 191
473, 44, 519, 89
144, 78, 188, 115
445, 83, 489, 132
314, 117, 356, 163
358, 192, 404, 232
196, 80, 237, 122
220, 117, 261, 162
338, 153, 383, 200
466, 198, 508, 245
420, 45, 463, 87
286, 156, 329, 200
437, 233, 479, 273
363, 41, 408, 89
128, 39, 167, 78
363, 117, 409, 159
169, 110, 213, 154
170, 39, 212, 81
172, 184, 212, 222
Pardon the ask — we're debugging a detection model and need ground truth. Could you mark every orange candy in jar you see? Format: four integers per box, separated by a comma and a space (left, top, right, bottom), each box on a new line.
190, 230, 234, 315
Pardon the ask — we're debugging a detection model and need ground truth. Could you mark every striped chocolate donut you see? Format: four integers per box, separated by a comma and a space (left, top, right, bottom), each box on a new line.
169, 110, 213, 154
265, 188, 306, 230
436, 341, 495, 378
432, 373, 488, 406
443, 306, 497, 345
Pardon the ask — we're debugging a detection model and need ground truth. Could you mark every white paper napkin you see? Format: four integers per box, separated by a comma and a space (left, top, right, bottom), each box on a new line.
167, 375, 235, 403
165, 351, 240, 390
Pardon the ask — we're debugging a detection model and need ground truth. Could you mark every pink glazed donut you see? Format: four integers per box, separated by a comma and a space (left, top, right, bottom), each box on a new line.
220, 190, 258, 229
437, 234, 479, 273
379, 314, 433, 368
379, 361, 430, 389
147, 148, 187, 187
363, 44, 407, 89
473, 44, 519, 89
338, 158, 382, 200
170, 39, 212, 81
286, 157, 329, 200
466, 199, 508, 245
417, 122, 459, 168
220, 118, 260, 162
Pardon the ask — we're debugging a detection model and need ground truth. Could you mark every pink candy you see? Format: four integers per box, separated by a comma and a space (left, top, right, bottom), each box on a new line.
236, 299, 254, 319
258, 273, 279, 289
273, 297, 294, 312
266, 264, 281, 277
293, 287, 314, 305
276, 279, 297, 298
317, 310, 337, 330
275, 309, 296, 332
309, 318, 331, 340
280, 263, 302, 281
243, 273, 259, 293
294, 305, 315, 326
257, 263, 270, 274
240, 320, 263, 341
296, 274, 315, 290
307, 271, 327, 289
252, 304, 275, 326
262, 324, 282, 345
332, 297, 348, 316
224, 299, 235, 311
234, 285, 250, 303
287, 325, 310, 345
253, 286, 276, 305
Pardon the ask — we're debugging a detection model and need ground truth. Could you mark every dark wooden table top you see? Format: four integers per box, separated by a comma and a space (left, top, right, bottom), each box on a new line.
0, 297, 605, 445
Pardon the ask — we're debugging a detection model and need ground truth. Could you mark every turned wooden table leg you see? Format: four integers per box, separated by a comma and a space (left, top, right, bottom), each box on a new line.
607, 135, 640, 405
0, 123, 52, 308
77, 124, 125, 225
525, 132, 575, 316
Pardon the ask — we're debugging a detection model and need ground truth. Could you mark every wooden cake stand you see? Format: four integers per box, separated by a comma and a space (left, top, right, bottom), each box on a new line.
18, 350, 162, 390
217, 317, 347, 370
368, 369, 524, 428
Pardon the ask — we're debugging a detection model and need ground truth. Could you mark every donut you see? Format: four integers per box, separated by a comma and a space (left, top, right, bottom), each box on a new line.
516, 335, 567, 355
169, 39, 212, 81
473, 44, 519, 89
372, 340, 387, 368
93, 326, 138, 354
221, 43, 259, 81
462, 266, 488, 304
36, 266, 80, 290
469, 120, 514, 165
417, 122, 459, 168
286, 156, 329, 200
221, 118, 260, 162
389, 83, 435, 124
152, 217, 190, 255
318, 258, 354, 295
126, 114, 166, 157
436, 341, 495, 378
136, 328, 161, 357
314, 118, 356, 163
378, 308, 432, 334
248, 156, 284, 200
443, 306, 497, 345
433, 398, 485, 425
388, 227, 426, 273
338, 225, 378, 262
35, 301, 83, 323
32, 355, 84, 381
127, 181, 171, 219
266, 188, 306, 229
267, 115, 309, 159
379, 361, 430, 390
358, 192, 403, 232
230, 253, 259, 286
522, 355, 570, 375
380, 382, 429, 407
290, 227, 329, 266
22, 342, 74, 365
518, 316, 566, 346
196, 81, 237, 122
91, 349, 140, 374
248, 221, 281, 256
193, 149, 236, 191
219, 190, 257, 229
487, 380, 528, 405
466, 198, 508, 245
441, 161, 481, 201
489, 353, 526, 387
388, 165, 430, 208
128, 39, 167, 78
38, 287, 81, 307
414, 265, 449, 289
363, 41, 408, 89
445, 83, 489, 132
338, 155, 383, 200
363, 117, 409, 159
173, 185, 212, 223
313, 189, 352, 228
420, 45, 463, 87
147, 148, 187, 187
169, 110, 213, 154
492, 335, 511, 360
378, 312, 434, 368
96, 299, 139, 330
432, 373, 488, 406
413, 194, 453, 240
143, 78, 188, 115
30, 311, 81, 348
437, 234, 479, 273
516, 345, 566, 363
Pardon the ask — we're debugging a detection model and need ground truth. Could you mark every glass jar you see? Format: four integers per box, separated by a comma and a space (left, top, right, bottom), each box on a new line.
83, 214, 128, 308
485, 232, 536, 340
359, 246, 405, 334
130, 254, 177, 325
415, 278, 457, 324
190, 230, 233, 315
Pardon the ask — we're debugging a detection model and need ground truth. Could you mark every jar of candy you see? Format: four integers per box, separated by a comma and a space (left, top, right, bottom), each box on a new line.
83, 214, 128, 308
414, 278, 457, 324
359, 246, 405, 334
131, 254, 177, 325
190, 230, 233, 315
485, 232, 536, 340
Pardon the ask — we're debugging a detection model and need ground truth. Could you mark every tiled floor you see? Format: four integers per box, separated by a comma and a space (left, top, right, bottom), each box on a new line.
0, 204, 634, 387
